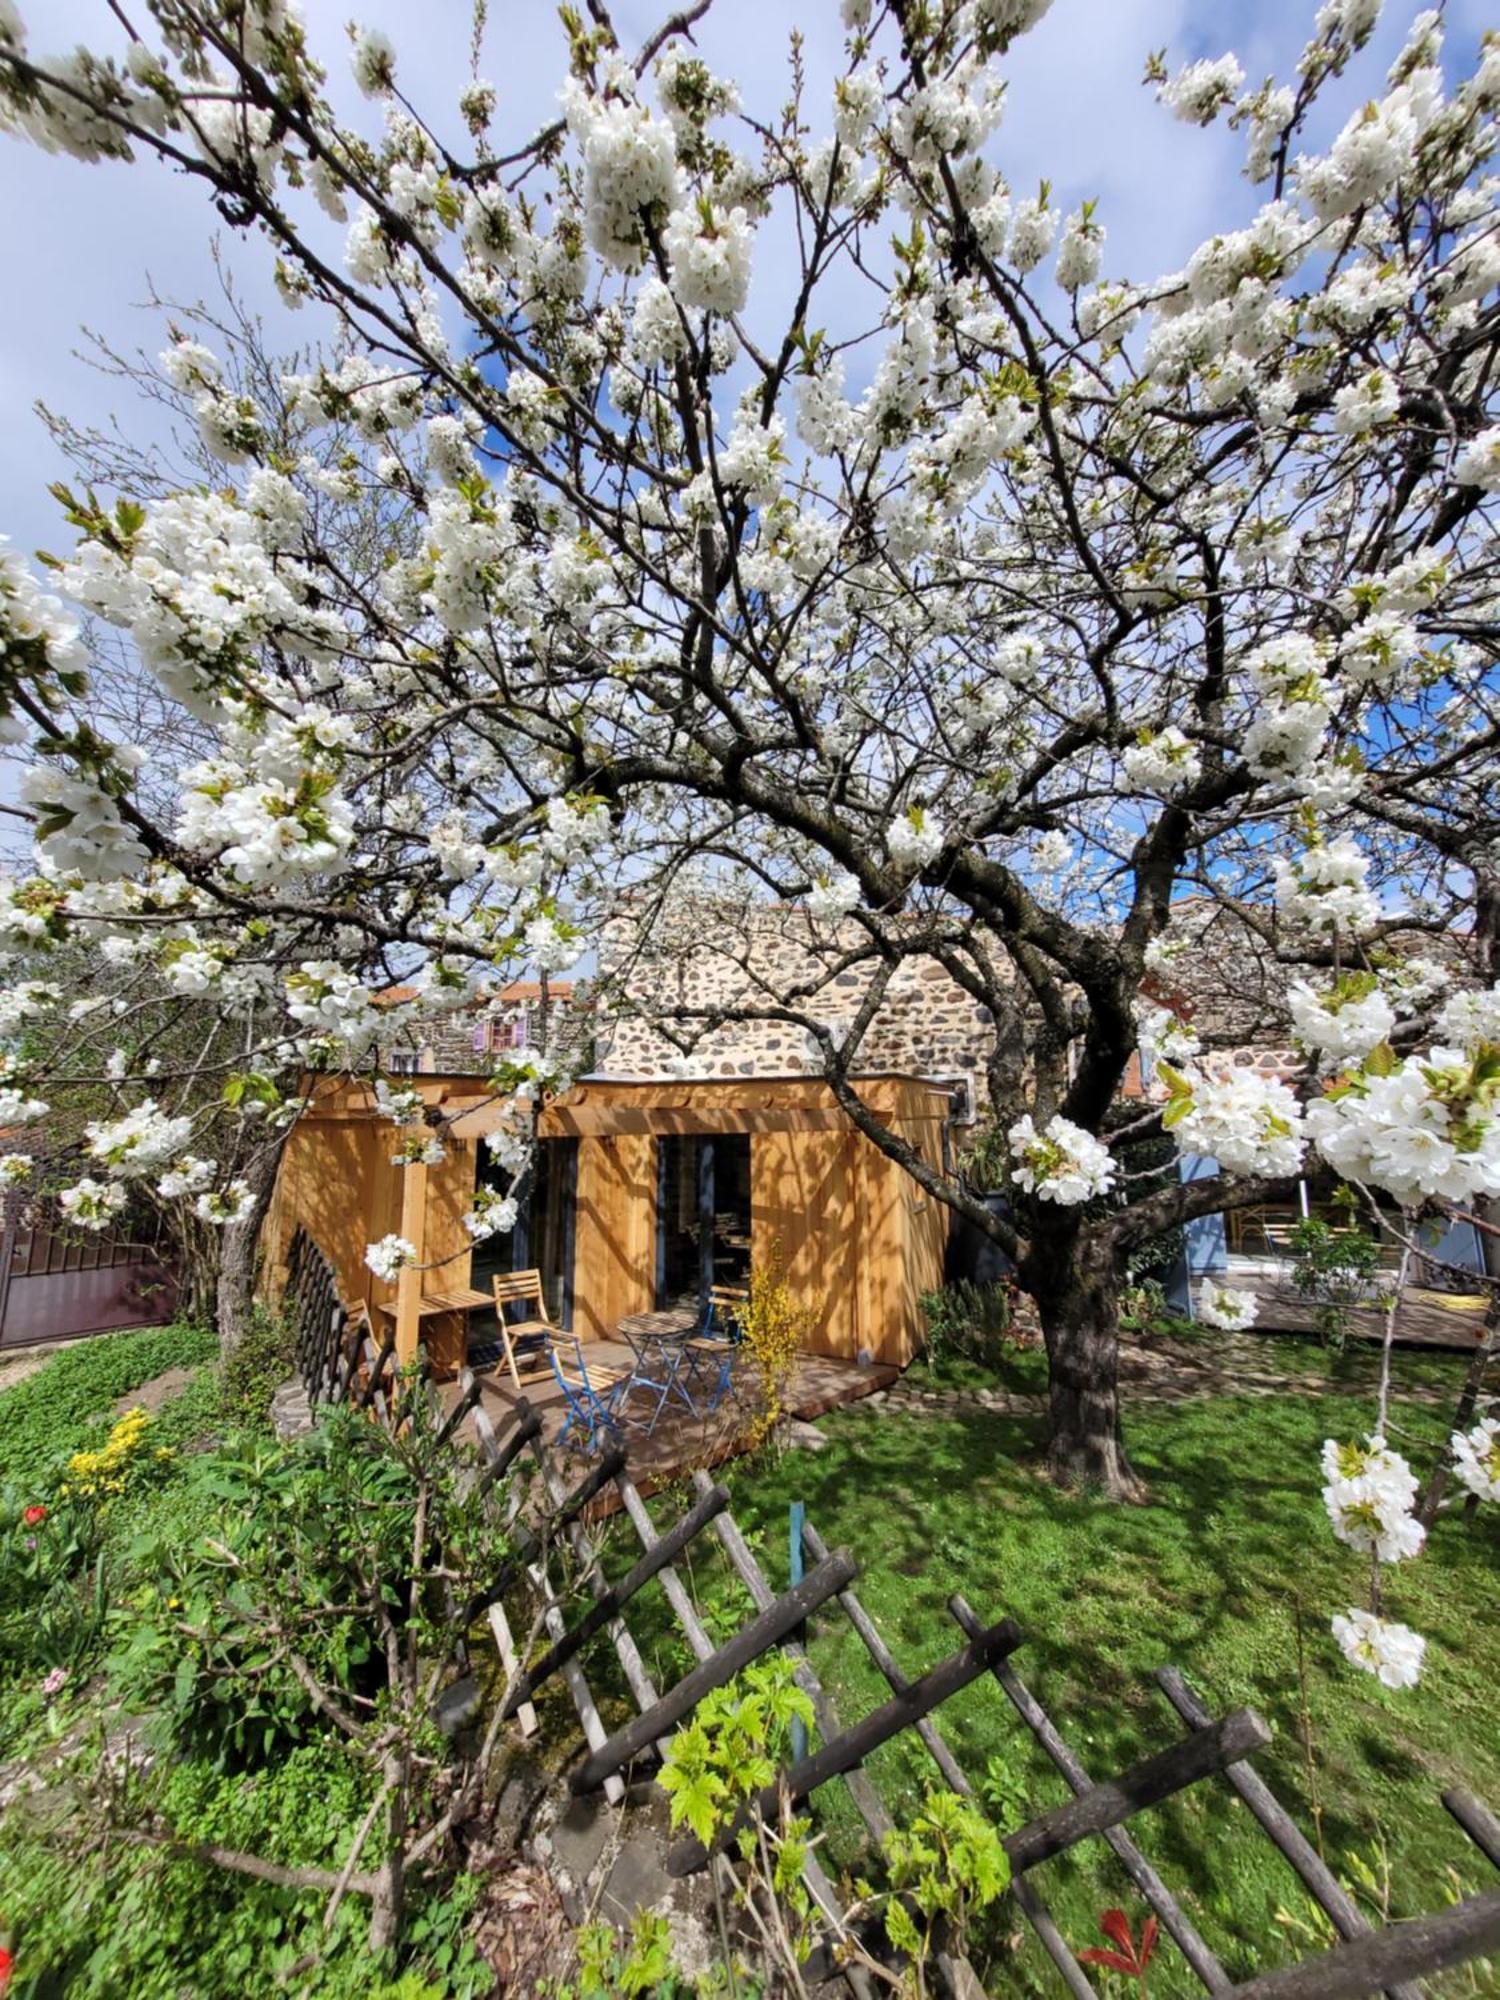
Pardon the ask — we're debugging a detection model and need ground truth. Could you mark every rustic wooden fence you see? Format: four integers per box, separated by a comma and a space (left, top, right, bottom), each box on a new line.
283, 1227, 396, 1416
283, 1228, 1500, 1998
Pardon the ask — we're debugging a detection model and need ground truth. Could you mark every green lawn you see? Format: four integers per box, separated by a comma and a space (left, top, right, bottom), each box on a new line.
704, 1341, 1500, 1996
7, 1326, 1495, 1997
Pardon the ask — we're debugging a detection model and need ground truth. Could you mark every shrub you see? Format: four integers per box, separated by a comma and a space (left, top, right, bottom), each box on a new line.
736, 1245, 811, 1446
919, 1280, 1013, 1370
1289, 1215, 1386, 1347
216, 1304, 298, 1431
108, 1405, 430, 1764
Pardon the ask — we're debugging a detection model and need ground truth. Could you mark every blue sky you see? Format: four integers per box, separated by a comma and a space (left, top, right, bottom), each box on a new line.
0, 0, 1491, 572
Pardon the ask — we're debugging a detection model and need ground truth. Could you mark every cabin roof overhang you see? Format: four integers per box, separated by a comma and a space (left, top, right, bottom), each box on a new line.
292, 1069, 955, 1140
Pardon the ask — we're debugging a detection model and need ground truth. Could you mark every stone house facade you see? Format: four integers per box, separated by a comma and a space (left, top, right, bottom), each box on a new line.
378, 897, 1477, 1117
377, 980, 591, 1077
593, 901, 1000, 1119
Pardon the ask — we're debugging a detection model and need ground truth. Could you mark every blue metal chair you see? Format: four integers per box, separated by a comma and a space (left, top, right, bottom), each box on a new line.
618, 1321, 698, 1434
685, 1285, 746, 1414
550, 1336, 627, 1454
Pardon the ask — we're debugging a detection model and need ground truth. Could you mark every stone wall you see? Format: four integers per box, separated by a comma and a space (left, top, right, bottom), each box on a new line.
595, 902, 1001, 1114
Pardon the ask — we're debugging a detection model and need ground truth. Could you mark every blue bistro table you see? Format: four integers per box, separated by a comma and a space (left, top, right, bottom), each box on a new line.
616, 1307, 700, 1433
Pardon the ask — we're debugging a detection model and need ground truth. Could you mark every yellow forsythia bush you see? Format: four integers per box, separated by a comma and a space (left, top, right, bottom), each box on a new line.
737, 1243, 811, 1449
60, 1405, 171, 1501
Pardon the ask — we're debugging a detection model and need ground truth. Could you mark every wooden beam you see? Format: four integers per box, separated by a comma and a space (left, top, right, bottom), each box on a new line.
1003, 1708, 1272, 1876
570, 1546, 859, 1793
1218, 1888, 1500, 2000
667, 1613, 1023, 1876
542, 1103, 858, 1137
394, 1158, 427, 1369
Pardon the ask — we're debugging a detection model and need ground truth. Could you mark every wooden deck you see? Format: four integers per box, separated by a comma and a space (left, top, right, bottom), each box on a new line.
439, 1340, 897, 1505
1224, 1257, 1491, 1353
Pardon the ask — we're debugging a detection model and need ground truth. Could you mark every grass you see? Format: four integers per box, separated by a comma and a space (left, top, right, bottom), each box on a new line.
0, 1324, 489, 2000
697, 1336, 1500, 1996
0, 1321, 219, 1494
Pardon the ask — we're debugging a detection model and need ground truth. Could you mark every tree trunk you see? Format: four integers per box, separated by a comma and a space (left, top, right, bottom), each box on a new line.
215, 1134, 288, 1356
1029, 1230, 1144, 1501
178, 1223, 220, 1328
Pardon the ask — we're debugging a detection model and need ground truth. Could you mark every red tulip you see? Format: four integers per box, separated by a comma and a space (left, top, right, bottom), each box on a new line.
0, 1943, 14, 1993
22, 1505, 46, 1527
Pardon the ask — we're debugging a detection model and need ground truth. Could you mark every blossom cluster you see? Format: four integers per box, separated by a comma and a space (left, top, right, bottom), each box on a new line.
1450, 1415, 1500, 1503
1288, 974, 1395, 1069
1330, 1608, 1426, 1691
1306, 1043, 1500, 1208
1008, 1115, 1117, 1207
1321, 1436, 1425, 1566
1167, 1065, 1306, 1179
1197, 1281, 1258, 1331
365, 1234, 418, 1282
462, 1184, 519, 1242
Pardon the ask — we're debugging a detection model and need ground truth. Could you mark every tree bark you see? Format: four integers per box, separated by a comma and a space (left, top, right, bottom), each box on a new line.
177, 1222, 220, 1328
1027, 1229, 1144, 1501
368, 1748, 408, 1954
215, 1133, 288, 1355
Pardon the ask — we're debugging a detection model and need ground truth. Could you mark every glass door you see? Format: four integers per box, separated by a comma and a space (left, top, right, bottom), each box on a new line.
471, 1136, 577, 1327
655, 1134, 751, 1310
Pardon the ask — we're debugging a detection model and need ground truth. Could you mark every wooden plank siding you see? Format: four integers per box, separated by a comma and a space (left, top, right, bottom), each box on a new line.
753, 1129, 862, 1361
262, 1070, 953, 1370
573, 1133, 657, 1341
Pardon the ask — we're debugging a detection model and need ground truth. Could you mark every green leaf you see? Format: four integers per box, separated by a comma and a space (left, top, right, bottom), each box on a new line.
885, 1898, 923, 1957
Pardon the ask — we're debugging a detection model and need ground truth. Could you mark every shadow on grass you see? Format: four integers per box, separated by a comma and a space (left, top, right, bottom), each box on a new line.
714, 1363, 1500, 1991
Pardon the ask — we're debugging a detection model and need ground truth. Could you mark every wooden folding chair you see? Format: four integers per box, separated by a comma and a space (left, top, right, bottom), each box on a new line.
491, 1268, 556, 1391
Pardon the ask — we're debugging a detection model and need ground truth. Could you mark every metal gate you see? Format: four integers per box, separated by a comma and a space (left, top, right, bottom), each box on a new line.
0, 1190, 179, 1350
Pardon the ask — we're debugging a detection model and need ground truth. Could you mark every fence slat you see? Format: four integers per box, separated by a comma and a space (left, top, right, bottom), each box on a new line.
1444, 1789, 1500, 1872
502, 1483, 730, 1719
1004, 1708, 1271, 1876
1218, 1887, 1500, 2000
466, 1399, 622, 1797
804, 1524, 1098, 2000
694, 1471, 895, 1846
572, 1547, 859, 1794
667, 1612, 1023, 1876
1156, 1667, 1422, 2000
619, 1480, 878, 2000
948, 1597, 1231, 1993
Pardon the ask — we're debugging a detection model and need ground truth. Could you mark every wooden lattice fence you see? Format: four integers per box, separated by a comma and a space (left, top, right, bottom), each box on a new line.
283, 1226, 396, 1416
281, 1229, 1500, 1997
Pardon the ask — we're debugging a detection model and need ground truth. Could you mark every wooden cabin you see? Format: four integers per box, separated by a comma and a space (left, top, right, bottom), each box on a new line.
261, 1072, 954, 1371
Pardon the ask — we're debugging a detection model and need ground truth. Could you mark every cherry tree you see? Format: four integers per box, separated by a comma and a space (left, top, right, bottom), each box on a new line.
0, 0, 1497, 1569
